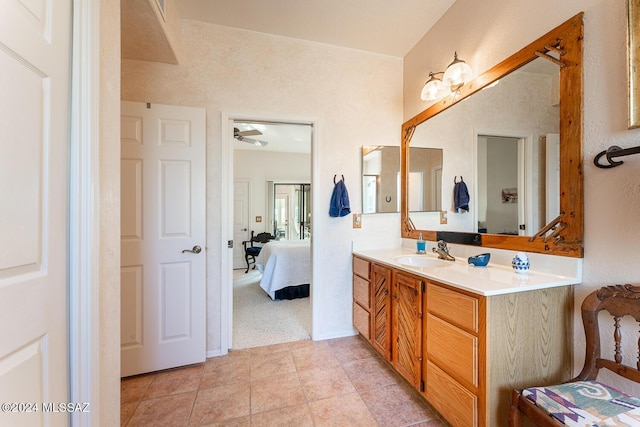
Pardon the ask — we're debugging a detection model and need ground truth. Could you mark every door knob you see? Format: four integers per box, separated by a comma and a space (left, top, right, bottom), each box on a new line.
182, 245, 202, 254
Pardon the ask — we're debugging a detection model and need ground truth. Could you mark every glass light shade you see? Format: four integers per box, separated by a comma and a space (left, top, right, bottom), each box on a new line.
420, 75, 445, 101
442, 52, 473, 91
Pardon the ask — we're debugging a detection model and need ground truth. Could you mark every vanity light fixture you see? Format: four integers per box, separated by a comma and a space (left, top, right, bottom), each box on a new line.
420, 52, 473, 101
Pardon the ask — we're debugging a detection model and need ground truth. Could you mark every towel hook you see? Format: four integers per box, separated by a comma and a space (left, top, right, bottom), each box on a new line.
454, 176, 463, 184
333, 174, 345, 184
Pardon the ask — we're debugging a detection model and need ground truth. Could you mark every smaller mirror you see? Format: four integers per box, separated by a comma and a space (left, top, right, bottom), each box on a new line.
362, 146, 443, 214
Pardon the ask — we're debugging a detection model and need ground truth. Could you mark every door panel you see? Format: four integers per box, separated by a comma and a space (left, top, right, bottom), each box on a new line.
0, 0, 72, 425
121, 102, 206, 377
233, 180, 250, 269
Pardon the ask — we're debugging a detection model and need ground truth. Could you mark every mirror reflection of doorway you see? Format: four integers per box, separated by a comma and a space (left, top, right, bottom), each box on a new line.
477, 135, 524, 235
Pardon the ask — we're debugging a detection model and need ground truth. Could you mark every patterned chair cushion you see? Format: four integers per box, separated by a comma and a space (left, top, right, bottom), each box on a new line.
522, 380, 640, 426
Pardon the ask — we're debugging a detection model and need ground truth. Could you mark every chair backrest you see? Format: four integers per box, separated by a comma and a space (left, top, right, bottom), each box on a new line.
577, 284, 640, 384
252, 231, 274, 245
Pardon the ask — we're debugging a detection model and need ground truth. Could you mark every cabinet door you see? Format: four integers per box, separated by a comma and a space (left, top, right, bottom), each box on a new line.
371, 263, 392, 360
392, 272, 423, 388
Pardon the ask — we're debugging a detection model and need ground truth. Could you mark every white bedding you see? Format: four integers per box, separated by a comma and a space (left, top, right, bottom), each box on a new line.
256, 240, 310, 300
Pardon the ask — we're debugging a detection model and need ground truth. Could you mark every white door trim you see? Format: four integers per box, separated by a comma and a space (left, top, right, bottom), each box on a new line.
69, 0, 100, 425
220, 113, 317, 354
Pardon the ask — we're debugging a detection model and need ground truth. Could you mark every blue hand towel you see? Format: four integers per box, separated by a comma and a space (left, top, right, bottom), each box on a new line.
329, 179, 351, 217
454, 180, 470, 212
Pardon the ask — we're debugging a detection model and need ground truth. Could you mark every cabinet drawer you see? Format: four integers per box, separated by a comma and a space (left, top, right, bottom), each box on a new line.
353, 302, 370, 339
353, 256, 370, 280
353, 274, 370, 309
427, 283, 478, 332
426, 360, 477, 427
427, 314, 478, 387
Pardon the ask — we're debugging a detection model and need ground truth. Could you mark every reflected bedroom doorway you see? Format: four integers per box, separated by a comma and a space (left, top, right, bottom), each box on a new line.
231, 119, 313, 350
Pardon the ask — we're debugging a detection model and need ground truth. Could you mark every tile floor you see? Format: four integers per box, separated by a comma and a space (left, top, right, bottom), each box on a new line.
121, 335, 448, 426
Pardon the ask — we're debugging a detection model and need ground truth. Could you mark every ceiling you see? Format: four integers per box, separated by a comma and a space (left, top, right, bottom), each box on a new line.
175, 1, 456, 153
174, 0, 456, 58
233, 122, 312, 154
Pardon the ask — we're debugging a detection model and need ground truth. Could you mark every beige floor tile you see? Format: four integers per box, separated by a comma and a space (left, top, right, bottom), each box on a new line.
308, 392, 378, 427
190, 382, 250, 425
201, 357, 251, 389
298, 365, 356, 401
196, 416, 251, 427
126, 391, 196, 427
121, 374, 156, 404
250, 350, 296, 379
120, 402, 138, 426
250, 372, 306, 415
250, 404, 315, 427
292, 347, 341, 372
328, 335, 377, 363
342, 356, 399, 392
360, 382, 440, 426
287, 339, 329, 352
249, 342, 291, 357
144, 364, 205, 399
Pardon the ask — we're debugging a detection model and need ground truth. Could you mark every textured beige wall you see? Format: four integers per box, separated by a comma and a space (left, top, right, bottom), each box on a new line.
100, 0, 121, 423
122, 20, 403, 352
404, 0, 640, 395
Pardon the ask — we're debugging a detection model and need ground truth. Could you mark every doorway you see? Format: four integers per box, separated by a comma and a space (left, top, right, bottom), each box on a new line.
229, 119, 313, 350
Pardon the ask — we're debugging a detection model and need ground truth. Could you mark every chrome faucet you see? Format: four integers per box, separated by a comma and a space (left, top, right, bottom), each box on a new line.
432, 240, 455, 261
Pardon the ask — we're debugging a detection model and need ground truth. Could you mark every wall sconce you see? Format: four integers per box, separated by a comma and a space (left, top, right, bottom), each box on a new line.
420, 52, 473, 101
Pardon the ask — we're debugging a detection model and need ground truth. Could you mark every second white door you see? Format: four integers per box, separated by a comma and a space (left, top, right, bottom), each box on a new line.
120, 101, 206, 377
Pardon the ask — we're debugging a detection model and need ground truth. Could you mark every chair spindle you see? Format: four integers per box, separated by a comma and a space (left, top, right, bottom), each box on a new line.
614, 316, 622, 364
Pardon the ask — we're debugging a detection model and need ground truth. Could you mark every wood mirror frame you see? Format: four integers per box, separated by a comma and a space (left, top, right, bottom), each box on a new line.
401, 13, 583, 257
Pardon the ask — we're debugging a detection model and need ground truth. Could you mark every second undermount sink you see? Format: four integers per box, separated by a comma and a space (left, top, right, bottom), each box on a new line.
394, 255, 453, 269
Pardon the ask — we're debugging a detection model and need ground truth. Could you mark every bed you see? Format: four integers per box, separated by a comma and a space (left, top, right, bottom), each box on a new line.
255, 239, 310, 300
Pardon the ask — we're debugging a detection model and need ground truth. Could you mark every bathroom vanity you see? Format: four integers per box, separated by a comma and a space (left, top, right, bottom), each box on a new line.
352, 249, 576, 427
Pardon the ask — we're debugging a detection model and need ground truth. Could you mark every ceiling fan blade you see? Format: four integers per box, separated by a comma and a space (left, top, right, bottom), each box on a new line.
238, 129, 262, 137
236, 135, 269, 147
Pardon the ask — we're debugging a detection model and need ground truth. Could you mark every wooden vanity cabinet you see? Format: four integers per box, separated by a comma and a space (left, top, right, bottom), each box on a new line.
422, 280, 573, 427
392, 271, 423, 389
353, 255, 573, 427
371, 263, 392, 359
352, 256, 372, 339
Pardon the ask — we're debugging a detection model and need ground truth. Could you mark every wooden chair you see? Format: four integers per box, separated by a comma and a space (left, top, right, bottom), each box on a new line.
509, 284, 640, 426
242, 231, 274, 273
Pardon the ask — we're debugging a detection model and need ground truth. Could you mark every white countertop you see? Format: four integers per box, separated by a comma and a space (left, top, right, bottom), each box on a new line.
352, 247, 580, 296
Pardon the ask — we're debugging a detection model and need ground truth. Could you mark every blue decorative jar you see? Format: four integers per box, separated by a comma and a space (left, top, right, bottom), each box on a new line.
512, 252, 530, 273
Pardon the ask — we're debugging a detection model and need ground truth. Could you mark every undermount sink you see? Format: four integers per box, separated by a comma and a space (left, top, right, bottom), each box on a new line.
394, 255, 453, 269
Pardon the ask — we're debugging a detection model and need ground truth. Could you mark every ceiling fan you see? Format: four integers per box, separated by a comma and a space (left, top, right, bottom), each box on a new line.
234, 127, 269, 147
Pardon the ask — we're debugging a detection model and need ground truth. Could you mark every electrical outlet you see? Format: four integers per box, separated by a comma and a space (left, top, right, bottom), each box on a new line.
256, 216, 262, 222
440, 210, 448, 224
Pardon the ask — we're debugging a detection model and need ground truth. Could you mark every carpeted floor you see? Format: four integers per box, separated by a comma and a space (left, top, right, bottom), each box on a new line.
232, 269, 311, 350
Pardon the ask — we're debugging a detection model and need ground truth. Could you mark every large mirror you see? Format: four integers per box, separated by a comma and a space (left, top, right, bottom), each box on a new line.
401, 13, 584, 257
362, 146, 442, 214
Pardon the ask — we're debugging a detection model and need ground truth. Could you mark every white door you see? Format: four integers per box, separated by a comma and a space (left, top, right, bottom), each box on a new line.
0, 2, 71, 426
233, 180, 250, 269
120, 102, 206, 377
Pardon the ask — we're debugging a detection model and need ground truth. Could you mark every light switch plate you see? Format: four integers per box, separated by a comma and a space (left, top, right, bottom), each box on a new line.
440, 210, 448, 224
353, 213, 362, 228
256, 216, 262, 222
